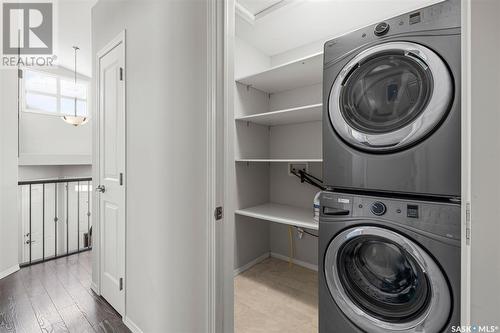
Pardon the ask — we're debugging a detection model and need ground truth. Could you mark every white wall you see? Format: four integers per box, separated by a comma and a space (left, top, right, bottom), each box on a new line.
0, 69, 20, 277
19, 67, 92, 166
234, 37, 270, 79
92, 0, 210, 332
469, 0, 500, 326
19, 112, 92, 165
18, 165, 92, 180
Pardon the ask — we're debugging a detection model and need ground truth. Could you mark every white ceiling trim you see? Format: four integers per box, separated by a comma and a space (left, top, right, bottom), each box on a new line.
235, 2, 255, 25
236, 0, 303, 24
254, 0, 303, 19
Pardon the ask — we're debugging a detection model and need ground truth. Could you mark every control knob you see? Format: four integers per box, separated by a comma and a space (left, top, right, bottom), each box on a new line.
374, 22, 390, 36
371, 201, 387, 216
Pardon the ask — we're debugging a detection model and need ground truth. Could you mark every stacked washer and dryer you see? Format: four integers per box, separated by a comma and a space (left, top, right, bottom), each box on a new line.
320, 1, 461, 332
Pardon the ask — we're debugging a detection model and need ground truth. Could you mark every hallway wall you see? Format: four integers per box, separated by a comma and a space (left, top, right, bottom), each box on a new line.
92, 0, 210, 332
0, 69, 20, 278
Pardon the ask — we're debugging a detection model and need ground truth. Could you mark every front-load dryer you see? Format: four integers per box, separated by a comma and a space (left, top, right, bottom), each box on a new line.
323, 0, 461, 198
319, 191, 460, 333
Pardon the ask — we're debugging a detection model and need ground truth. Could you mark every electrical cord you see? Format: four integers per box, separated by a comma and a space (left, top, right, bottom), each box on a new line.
295, 227, 319, 238
288, 226, 295, 268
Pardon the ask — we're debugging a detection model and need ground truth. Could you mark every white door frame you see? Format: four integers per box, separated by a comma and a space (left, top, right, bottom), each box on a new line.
221, 0, 236, 332
92, 31, 127, 318
209, 0, 227, 331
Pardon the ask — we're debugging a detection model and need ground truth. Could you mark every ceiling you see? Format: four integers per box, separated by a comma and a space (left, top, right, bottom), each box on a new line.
236, 0, 446, 57
53, 0, 95, 77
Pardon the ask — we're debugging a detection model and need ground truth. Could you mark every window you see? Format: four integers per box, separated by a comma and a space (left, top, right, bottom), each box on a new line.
23, 69, 89, 117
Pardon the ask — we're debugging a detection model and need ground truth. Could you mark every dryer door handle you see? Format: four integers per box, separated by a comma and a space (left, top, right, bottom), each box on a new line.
323, 207, 350, 216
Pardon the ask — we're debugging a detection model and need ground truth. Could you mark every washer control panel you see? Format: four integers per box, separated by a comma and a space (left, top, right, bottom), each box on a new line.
371, 201, 387, 216
320, 192, 461, 241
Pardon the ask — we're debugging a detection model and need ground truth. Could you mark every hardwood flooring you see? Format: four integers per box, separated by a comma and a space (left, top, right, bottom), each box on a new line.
0, 251, 130, 333
235, 257, 318, 333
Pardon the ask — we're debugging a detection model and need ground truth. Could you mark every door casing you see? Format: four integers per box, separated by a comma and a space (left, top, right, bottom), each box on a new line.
93, 30, 127, 317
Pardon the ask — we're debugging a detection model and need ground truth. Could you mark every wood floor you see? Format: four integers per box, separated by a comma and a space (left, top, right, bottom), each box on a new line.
235, 257, 318, 333
0, 251, 130, 333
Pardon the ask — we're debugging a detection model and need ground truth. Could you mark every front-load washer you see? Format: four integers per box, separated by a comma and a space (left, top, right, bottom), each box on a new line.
319, 191, 460, 333
323, 0, 461, 198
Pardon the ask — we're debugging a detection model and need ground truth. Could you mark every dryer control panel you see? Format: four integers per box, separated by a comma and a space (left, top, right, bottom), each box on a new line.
320, 192, 461, 241
323, 0, 461, 66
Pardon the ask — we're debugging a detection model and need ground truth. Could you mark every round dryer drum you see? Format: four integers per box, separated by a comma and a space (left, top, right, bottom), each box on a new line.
324, 226, 451, 333
328, 42, 453, 152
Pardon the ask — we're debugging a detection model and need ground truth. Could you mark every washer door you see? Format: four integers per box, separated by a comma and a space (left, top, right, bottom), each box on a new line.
328, 42, 453, 152
324, 226, 451, 332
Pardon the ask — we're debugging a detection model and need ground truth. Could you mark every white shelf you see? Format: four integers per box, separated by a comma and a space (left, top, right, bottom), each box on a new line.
235, 104, 322, 126
235, 203, 318, 231
235, 53, 323, 94
236, 158, 323, 163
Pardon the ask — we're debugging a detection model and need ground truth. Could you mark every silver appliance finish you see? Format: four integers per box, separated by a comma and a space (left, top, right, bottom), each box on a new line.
328, 42, 453, 152
322, 0, 461, 198
319, 192, 460, 333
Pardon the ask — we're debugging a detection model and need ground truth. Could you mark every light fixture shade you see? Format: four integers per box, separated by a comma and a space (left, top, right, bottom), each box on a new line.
62, 46, 88, 127
62, 115, 88, 126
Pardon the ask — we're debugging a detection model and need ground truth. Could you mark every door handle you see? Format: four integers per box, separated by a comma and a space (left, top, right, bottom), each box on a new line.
96, 185, 106, 193
323, 207, 350, 216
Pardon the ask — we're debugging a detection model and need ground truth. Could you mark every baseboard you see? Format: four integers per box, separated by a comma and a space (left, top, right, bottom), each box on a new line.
90, 281, 99, 295
270, 252, 318, 271
0, 265, 20, 280
123, 316, 143, 333
234, 252, 270, 276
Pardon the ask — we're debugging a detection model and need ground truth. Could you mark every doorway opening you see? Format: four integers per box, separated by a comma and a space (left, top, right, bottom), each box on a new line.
11, 1, 128, 330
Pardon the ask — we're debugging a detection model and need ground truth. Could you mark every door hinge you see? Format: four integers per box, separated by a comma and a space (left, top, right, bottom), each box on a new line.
466, 202, 471, 245
18, 69, 23, 79
119, 67, 124, 81
119, 173, 124, 186
119, 277, 123, 291
214, 206, 223, 221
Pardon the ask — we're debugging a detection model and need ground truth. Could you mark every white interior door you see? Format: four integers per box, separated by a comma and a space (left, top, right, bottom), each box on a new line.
98, 35, 125, 316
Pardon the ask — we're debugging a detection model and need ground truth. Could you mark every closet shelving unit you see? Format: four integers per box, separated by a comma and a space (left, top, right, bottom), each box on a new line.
233, 46, 324, 271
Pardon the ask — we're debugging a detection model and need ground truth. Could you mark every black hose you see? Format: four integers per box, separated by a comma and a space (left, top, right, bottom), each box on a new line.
291, 169, 326, 191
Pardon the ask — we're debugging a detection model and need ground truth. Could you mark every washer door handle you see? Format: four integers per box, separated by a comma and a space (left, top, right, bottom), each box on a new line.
323, 206, 350, 216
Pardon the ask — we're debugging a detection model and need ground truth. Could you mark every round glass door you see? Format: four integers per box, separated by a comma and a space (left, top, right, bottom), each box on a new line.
328, 42, 453, 152
338, 235, 430, 322
324, 226, 451, 332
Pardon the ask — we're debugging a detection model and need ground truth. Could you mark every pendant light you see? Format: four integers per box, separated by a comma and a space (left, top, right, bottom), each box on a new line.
62, 46, 88, 126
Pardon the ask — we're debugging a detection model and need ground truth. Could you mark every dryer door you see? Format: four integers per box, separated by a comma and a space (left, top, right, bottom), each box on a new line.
328, 42, 453, 152
324, 226, 451, 333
